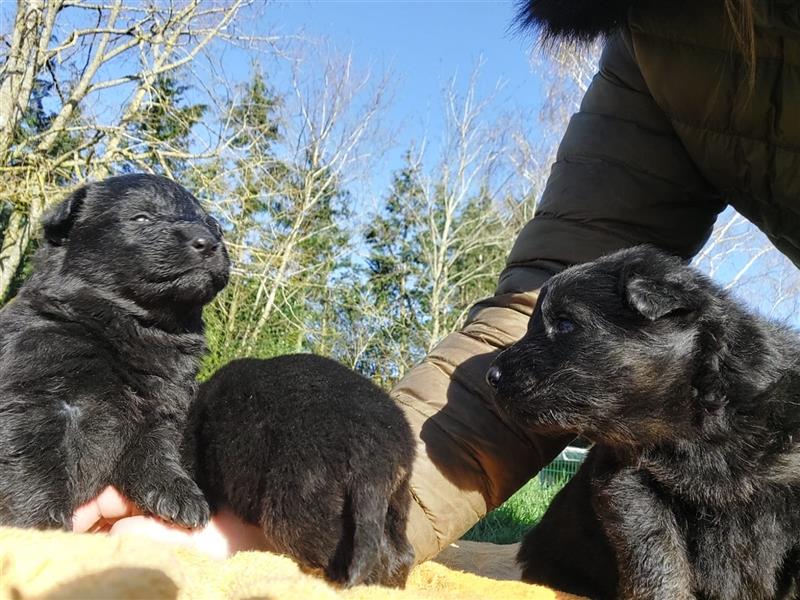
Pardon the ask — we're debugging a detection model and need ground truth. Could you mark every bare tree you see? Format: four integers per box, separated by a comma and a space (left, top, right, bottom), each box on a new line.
359, 63, 520, 380
400, 73, 507, 350
532, 40, 600, 141
498, 40, 601, 239
243, 53, 387, 346
0, 0, 260, 301
693, 208, 800, 323
198, 47, 392, 373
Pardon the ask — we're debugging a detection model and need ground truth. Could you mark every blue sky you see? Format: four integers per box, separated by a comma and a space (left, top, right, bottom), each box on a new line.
266, 0, 541, 111
256, 0, 547, 189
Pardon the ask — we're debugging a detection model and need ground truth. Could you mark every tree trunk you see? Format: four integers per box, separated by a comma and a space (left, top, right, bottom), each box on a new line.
0, 0, 46, 160
0, 210, 33, 303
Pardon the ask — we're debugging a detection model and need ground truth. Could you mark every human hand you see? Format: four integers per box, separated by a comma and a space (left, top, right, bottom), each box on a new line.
72, 485, 270, 559
72, 485, 143, 533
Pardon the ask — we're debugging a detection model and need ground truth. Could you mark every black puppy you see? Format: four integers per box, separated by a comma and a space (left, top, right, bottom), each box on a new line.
0, 174, 229, 529
487, 246, 800, 600
188, 355, 415, 588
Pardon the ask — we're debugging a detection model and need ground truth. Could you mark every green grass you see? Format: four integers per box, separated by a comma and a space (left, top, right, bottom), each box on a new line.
461, 477, 567, 545
460, 446, 588, 544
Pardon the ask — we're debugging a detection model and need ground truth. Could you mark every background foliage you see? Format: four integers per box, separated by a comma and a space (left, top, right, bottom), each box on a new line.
3, 2, 796, 382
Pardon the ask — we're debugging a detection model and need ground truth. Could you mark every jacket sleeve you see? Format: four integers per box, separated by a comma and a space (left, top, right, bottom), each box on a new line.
394, 30, 725, 564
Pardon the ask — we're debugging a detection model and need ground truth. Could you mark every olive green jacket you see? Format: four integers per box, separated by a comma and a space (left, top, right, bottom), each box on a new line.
395, 0, 800, 563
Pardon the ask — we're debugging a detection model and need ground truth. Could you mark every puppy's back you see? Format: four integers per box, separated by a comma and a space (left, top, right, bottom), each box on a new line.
193, 355, 413, 489
191, 355, 415, 587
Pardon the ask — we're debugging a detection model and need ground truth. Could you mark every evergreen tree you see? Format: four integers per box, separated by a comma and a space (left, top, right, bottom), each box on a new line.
362, 152, 429, 384
127, 75, 207, 176
200, 69, 287, 377
361, 150, 512, 385
200, 68, 353, 377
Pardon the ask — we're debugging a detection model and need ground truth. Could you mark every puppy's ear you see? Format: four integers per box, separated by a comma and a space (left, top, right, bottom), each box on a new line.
623, 270, 701, 321
42, 185, 88, 246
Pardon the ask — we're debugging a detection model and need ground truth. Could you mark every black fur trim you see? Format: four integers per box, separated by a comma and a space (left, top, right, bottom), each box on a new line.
514, 0, 640, 43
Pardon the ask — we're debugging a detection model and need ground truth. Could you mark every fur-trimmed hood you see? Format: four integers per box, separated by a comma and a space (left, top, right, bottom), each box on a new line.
515, 0, 641, 43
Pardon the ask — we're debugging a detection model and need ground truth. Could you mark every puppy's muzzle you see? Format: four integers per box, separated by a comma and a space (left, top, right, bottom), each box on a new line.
190, 236, 220, 257
179, 223, 223, 258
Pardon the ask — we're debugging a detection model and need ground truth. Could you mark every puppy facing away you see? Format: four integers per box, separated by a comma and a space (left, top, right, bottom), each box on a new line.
487, 246, 800, 600
188, 355, 416, 588
0, 174, 229, 529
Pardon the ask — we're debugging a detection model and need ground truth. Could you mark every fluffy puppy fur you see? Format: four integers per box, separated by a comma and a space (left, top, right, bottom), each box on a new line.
188, 356, 415, 588
514, 0, 643, 43
0, 174, 229, 529
487, 246, 800, 600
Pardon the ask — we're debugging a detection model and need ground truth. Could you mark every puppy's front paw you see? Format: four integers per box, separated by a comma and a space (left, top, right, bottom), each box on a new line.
139, 474, 210, 529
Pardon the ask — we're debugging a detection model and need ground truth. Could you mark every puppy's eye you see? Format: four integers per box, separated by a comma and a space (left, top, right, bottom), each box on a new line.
132, 214, 152, 223
554, 318, 575, 334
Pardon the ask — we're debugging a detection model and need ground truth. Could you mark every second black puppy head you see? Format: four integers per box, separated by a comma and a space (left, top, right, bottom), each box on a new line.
42, 174, 230, 307
488, 246, 734, 447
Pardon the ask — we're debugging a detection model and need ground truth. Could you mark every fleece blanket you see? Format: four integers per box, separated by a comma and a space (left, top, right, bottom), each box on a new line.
0, 528, 585, 600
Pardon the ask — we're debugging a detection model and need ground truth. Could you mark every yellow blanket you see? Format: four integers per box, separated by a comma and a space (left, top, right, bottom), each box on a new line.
0, 528, 583, 600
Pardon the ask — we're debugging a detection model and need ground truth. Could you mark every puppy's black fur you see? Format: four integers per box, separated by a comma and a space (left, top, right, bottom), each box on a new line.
0, 174, 229, 529
189, 356, 415, 588
489, 246, 800, 600
514, 0, 642, 44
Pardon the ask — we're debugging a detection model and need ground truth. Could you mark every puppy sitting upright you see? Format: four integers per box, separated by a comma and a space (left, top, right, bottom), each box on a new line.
0, 174, 229, 529
488, 246, 800, 600
189, 355, 415, 588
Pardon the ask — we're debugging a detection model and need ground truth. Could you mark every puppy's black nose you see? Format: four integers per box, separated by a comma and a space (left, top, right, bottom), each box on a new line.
486, 365, 502, 388
190, 236, 219, 255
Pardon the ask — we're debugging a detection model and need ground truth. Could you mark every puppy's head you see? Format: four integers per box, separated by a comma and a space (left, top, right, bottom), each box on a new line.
488, 246, 731, 447
41, 174, 229, 308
